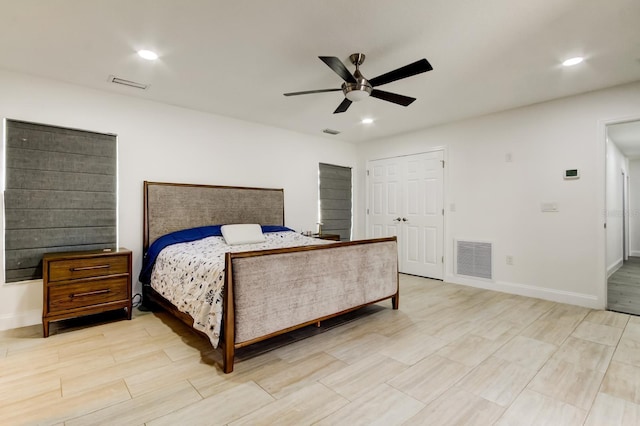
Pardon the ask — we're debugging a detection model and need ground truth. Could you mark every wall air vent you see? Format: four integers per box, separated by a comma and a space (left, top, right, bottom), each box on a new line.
322, 128, 340, 135
455, 240, 493, 280
108, 75, 149, 90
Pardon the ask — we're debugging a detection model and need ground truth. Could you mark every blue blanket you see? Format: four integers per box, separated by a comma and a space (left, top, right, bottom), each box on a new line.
139, 225, 294, 284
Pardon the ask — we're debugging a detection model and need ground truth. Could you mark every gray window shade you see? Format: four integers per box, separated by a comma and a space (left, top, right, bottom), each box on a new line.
318, 163, 352, 241
4, 120, 117, 283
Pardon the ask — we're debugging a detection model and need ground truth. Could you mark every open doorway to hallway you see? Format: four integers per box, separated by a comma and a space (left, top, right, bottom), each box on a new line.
606, 120, 640, 315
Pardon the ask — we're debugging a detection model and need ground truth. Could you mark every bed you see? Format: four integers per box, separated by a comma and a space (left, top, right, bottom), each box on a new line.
141, 181, 399, 373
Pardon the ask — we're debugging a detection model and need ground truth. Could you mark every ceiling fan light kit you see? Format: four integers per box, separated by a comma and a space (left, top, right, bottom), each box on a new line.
284, 53, 433, 114
344, 83, 372, 102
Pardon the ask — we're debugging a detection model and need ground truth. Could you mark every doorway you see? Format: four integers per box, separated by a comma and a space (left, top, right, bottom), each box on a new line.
623, 170, 628, 262
606, 120, 640, 315
367, 150, 444, 280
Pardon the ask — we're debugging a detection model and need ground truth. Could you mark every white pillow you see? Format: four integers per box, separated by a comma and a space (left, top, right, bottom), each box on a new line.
221, 224, 265, 245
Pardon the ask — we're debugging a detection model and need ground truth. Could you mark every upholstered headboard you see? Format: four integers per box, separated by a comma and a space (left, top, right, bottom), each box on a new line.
143, 181, 285, 250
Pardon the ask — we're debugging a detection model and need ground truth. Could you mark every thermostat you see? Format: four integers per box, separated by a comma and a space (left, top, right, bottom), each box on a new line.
564, 169, 580, 179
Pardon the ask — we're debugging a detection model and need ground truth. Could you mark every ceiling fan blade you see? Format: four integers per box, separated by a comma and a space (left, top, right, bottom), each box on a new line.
370, 89, 416, 106
319, 56, 357, 84
284, 88, 342, 96
368, 58, 433, 87
333, 98, 352, 114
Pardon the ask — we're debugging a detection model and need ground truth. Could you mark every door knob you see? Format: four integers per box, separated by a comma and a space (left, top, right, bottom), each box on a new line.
402, 218, 408, 222
393, 217, 402, 222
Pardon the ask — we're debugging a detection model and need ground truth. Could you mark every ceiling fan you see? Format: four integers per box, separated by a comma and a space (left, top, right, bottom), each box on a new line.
284, 53, 433, 114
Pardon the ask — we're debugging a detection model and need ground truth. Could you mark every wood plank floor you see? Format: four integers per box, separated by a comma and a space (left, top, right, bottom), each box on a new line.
608, 256, 640, 315
2, 274, 640, 425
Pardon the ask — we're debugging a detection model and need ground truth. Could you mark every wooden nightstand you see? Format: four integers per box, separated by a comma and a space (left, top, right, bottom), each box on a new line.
42, 248, 132, 337
312, 233, 341, 241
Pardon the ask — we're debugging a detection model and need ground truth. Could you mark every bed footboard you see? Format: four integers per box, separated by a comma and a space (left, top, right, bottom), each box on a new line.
222, 237, 398, 373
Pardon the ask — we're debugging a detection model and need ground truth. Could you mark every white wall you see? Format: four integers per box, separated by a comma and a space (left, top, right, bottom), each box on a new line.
630, 159, 640, 257
0, 69, 358, 330
605, 138, 629, 275
357, 81, 640, 309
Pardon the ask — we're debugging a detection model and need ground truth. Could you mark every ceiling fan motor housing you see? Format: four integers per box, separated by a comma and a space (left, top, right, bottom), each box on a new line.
342, 79, 372, 101
343, 63, 372, 102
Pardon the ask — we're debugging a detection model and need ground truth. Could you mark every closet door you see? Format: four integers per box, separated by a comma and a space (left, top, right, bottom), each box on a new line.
368, 151, 444, 280
402, 151, 444, 278
369, 157, 404, 241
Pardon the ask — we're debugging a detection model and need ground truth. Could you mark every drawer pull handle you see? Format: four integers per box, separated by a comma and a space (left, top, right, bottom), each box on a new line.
70, 265, 110, 272
71, 289, 111, 298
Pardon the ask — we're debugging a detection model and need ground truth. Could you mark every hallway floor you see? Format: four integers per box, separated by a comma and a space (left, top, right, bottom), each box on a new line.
608, 256, 640, 315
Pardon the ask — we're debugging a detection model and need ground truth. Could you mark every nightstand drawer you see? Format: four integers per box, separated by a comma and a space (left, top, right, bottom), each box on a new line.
47, 276, 129, 313
47, 254, 129, 282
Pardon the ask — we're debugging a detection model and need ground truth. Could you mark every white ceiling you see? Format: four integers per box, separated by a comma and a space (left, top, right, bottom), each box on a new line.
1, 0, 639, 143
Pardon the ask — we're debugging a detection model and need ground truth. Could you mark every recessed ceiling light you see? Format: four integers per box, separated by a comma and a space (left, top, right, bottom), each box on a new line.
562, 57, 583, 67
137, 49, 158, 60
361, 118, 374, 124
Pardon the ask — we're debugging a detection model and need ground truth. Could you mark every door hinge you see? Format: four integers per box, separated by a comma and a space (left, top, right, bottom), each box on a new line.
367, 208, 369, 214
367, 169, 370, 176
442, 209, 444, 216
442, 256, 444, 263
441, 160, 445, 168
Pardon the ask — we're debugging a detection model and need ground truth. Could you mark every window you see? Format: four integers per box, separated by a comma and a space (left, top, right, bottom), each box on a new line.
4, 120, 117, 283
318, 163, 352, 241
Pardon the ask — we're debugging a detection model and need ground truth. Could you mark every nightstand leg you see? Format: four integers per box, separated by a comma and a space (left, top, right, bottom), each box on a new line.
43, 320, 50, 338
126, 305, 132, 320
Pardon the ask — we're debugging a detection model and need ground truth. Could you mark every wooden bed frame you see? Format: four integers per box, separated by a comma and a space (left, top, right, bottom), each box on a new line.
142, 181, 399, 373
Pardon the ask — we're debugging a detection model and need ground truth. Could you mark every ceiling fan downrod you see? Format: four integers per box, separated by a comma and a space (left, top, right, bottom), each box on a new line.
342, 53, 372, 102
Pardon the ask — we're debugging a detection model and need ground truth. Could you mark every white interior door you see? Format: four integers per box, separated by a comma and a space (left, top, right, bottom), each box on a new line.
402, 151, 444, 278
368, 151, 444, 279
369, 157, 403, 242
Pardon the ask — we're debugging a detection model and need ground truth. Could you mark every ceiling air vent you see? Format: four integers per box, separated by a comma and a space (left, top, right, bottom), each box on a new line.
322, 128, 340, 135
108, 75, 149, 90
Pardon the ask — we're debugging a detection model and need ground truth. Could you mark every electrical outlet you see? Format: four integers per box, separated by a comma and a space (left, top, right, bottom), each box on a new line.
506, 255, 514, 265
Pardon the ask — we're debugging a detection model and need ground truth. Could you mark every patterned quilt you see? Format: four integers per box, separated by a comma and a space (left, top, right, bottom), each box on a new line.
150, 231, 331, 347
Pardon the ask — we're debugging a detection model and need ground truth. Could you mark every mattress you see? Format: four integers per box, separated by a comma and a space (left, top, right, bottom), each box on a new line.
149, 231, 331, 347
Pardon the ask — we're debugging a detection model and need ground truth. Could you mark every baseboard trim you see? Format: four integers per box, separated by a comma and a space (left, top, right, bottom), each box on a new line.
608, 259, 624, 278
445, 274, 602, 309
0, 309, 41, 331
630, 251, 640, 257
